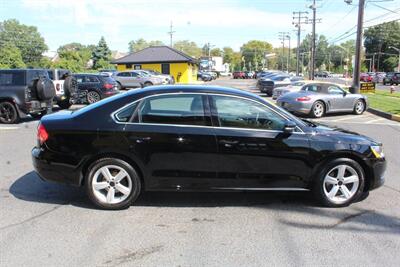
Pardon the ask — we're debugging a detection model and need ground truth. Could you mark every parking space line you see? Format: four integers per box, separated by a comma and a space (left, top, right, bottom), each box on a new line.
0, 127, 19, 130
364, 118, 386, 124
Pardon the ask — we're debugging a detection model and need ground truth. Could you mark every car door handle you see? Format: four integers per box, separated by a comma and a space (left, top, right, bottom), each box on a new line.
219, 140, 239, 147
131, 136, 151, 143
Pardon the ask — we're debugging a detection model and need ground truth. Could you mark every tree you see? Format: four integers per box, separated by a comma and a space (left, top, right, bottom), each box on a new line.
128, 39, 164, 53
210, 48, 222, 57
173, 40, 202, 58
0, 43, 26, 68
0, 19, 47, 66
364, 21, 400, 72
240, 40, 273, 71
92, 37, 111, 69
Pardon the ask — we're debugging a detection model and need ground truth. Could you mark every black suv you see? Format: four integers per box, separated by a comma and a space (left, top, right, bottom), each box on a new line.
73, 74, 119, 104
0, 69, 55, 124
383, 72, 400, 85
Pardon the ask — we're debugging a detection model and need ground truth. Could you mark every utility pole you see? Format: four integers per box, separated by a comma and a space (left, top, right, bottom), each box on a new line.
307, 0, 321, 80
350, 0, 365, 93
292, 11, 308, 76
167, 21, 175, 47
286, 35, 291, 72
389, 46, 400, 72
278, 32, 289, 72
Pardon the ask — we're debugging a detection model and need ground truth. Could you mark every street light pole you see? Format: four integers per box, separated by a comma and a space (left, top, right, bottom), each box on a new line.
286, 35, 291, 72
351, 0, 365, 93
389, 46, 400, 72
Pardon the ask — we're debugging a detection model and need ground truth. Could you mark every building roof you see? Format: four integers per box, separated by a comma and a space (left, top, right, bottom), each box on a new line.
111, 46, 197, 64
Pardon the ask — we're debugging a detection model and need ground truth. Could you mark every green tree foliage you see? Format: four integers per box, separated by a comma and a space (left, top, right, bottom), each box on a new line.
364, 21, 400, 72
0, 19, 47, 66
92, 37, 111, 69
173, 40, 202, 58
0, 43, 26, 68
54, 42, 96, 72
240, 40, 273, 70
128, 38, 164, 53
210, 48, 222, 57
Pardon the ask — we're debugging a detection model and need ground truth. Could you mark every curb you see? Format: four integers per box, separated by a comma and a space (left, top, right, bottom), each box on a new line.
368, 107, 400, 122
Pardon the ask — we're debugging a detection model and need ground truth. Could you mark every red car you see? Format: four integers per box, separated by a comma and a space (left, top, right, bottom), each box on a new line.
233, 71, 245, 79
360, 73, 373, 82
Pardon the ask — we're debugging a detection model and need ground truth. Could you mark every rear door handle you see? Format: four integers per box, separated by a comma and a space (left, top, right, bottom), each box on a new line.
219, 140, 239, 148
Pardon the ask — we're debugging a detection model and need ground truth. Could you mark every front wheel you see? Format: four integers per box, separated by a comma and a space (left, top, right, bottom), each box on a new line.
143, 82, 153, 87
313, 158, 365, 207
85, 158, 142, 210
0, 101, 19, 124
353, 99, 365, 115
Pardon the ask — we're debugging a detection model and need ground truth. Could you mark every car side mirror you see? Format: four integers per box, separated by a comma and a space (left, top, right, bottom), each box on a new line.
283, 121, 297, 133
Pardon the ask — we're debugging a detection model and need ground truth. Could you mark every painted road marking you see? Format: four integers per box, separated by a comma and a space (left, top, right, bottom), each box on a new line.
0, 127, 19, 130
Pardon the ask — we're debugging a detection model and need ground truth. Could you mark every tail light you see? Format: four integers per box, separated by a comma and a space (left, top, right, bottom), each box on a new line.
56, 84, 60, 91
103, 83, 114, 90
296, 96, 311, 102
37, 123, 49, 145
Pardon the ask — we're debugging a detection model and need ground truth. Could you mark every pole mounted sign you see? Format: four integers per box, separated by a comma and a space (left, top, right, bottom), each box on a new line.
360, 82, 375, 93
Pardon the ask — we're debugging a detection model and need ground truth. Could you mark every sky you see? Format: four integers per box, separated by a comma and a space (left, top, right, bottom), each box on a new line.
0, 0, 399, 52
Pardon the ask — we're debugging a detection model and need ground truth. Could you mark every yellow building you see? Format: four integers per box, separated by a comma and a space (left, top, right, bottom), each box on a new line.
111, 46, 198, 83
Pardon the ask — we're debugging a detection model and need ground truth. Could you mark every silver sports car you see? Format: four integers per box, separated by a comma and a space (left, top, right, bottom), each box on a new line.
272, 81, 309, 100
276, 82, 367, 118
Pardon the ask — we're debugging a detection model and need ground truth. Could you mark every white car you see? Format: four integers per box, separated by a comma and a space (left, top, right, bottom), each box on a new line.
272, 81, 309, 100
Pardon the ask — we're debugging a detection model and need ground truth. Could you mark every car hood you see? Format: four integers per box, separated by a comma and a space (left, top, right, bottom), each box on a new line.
308, 121, 380, 146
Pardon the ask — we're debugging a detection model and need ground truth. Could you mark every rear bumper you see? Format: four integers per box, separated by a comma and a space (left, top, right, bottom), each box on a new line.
276, 100, 311, 114
32, 146, 81, 186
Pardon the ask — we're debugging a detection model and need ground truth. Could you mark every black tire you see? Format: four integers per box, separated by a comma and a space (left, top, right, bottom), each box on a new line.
35, 77, 56, 101
63, 76, 78, 98
143, 82, 153, 87
116, 82, 123, 90
85, 158, 141, 210
57, 99, 72, 109
86, 90, 101, 104
0, 101, 19, 124
310, 101, 325, 118
313, 158, 365, 207
353, 99, 365, 115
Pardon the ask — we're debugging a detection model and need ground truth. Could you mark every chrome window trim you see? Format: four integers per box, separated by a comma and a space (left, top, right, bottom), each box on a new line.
111, 92, 305, 134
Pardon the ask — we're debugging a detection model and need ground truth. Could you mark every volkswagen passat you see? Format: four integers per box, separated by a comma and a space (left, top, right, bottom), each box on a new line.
32, 85, 386, 209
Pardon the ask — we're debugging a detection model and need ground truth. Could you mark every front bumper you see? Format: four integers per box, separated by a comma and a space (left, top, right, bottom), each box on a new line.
366, 158, 386, 190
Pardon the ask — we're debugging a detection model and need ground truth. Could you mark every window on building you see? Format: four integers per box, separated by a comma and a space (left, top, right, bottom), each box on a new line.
126, 64, 132, 69
161, 63, 170, 75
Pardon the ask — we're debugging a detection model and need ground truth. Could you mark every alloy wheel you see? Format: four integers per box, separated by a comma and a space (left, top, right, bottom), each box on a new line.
313, 102, 324, 117
91, 165, 133, 204
0, 102, 17, 123
87, 91, 101, 104
355, 101, 364, 114
323, 164, 360, 204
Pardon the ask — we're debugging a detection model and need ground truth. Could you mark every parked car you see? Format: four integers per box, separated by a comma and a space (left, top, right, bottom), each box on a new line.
277, 82, 367, 118
315, 71, 331, 78
202, 71, 217, 80
272, 81, 309, 100
99, 69, 117, 77
244, 71, 255, 79
257, 75, 291, 96
47, 69, 79, 109
0, 69, 55, 123
373, 72, 386, 83
383, 72, 400, 85
141, 69, 175, 84
233, 71, 245, 79
197, 71, 213, 81
73, 74, 119, 104
32, 85, 386, 209
112, 71, 163, 89
360, 73, 373, 82
219, 72, 232, 77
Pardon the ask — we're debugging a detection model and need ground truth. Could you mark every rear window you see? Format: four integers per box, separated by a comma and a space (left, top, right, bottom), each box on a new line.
0, 71, 25, 86
102, 77, 116, 84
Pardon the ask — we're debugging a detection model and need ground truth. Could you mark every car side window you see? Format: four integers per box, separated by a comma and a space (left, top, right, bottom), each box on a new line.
328, 86, 344, 95
131, 72, 139, 77
117, 72, 130, 77
211, 95, 286, 131
0, 71, 25, 86
74, 75, 84, 83
302, 84, 321, 92
138, 94, 208, 126
115, 102, 139, 122
85, 76, 100, 83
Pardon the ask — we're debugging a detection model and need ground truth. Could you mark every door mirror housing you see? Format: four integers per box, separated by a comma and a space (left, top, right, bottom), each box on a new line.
283, 121, 297, 133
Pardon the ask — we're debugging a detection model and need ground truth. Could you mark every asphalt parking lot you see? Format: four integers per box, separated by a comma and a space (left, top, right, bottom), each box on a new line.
1, 78, 399, 266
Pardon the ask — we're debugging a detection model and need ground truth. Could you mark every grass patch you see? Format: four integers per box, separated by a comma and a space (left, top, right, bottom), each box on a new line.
363, 90, 400, 115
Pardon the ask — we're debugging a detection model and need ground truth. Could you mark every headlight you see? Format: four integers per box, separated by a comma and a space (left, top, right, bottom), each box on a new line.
371, 145, 384, 158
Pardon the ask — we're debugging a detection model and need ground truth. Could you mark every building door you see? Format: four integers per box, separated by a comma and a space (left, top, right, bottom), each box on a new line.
161, 63, 170, 74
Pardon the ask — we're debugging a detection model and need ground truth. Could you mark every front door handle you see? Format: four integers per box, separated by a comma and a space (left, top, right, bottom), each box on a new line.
219, 139, 239, 148
131, 136, 151, 143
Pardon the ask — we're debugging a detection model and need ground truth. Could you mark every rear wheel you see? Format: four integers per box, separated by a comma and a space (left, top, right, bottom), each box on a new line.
311, 101, 325, 118
85, 158, 141, 210
0, 101, 19, 124
353, 99, 365, 115
313, 158, 365, 207
116, 82, 123, 90
87, 91, 101, 104
143, 82, 153, 87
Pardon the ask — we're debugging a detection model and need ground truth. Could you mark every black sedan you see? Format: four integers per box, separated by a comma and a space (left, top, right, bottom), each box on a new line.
32, 85, 386, 209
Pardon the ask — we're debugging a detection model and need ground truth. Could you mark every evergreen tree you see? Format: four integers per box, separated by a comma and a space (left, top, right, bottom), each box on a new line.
92, 37, 111, 69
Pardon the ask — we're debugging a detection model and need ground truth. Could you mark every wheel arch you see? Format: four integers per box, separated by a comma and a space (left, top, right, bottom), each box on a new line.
0, 97, 22, 117
79, 152, 145, 188
310, 152, 373, 192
